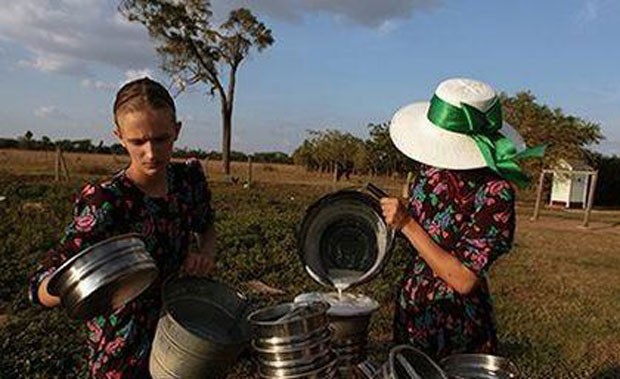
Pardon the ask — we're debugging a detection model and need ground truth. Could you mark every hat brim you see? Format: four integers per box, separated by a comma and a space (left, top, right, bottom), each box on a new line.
389, 102, 526, 170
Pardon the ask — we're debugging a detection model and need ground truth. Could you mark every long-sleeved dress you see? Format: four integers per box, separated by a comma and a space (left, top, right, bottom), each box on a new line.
29, 159, 214, 378
394, 164, 515, 361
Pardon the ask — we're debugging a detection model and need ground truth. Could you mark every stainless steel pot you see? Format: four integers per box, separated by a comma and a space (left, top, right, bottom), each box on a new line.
149, 277, 250, 379
297, 187, 395, 290
47, 233, 158, 319
252, 330, 332, 368
439, 354, 520, 379
258, 356, 338, 379
247, 302, 330, 344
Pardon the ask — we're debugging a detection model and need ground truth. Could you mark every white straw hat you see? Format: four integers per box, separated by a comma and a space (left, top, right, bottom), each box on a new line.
389, 78, 526, 170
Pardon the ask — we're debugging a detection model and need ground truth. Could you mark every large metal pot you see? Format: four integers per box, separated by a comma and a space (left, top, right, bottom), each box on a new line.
248, 302, 330, 345
252, 330, 332, 368
439, 354, 520, 379
297, 187, 395, 290
149, 277, 250, 379
47, 233, 158, 319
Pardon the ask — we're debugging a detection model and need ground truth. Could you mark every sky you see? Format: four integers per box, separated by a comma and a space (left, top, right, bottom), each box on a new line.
0, 0, 619, 155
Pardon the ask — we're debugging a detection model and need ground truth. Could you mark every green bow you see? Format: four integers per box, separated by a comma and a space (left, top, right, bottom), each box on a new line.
427, 95, 545, 188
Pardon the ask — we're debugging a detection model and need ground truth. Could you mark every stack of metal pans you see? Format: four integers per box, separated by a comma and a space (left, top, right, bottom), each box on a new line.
247, 302, 338, 379
294, 292, 380, 378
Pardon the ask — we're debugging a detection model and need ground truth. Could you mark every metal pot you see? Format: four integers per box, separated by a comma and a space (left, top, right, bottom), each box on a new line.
149, 277, 250, 379
252, 330, 332, 368
47, 233, 158, 319
258, 356, 338, 379
297, 187, 395, 290
247, 302, 330, 344
439, 354, 520, 379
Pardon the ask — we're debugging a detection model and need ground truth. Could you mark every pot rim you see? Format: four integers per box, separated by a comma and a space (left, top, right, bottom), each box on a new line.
47, 233, 143, 296
296, 189, 395, 290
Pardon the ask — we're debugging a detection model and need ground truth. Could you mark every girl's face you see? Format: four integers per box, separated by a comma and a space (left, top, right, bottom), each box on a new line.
114, 107, 180, 177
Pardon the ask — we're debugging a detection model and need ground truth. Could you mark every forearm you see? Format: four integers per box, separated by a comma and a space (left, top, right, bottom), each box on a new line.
400, 217, 478, 294
194, 224, 216, 257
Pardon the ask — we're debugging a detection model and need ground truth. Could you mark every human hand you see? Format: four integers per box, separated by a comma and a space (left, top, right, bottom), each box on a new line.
181, 252, 216, 277
380, 197, 410, 230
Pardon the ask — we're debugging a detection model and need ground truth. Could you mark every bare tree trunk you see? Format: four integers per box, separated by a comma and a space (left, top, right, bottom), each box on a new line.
221, 103, 232, 175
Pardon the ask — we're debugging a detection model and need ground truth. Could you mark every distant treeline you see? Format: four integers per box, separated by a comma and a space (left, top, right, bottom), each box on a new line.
0, 132, 293, 164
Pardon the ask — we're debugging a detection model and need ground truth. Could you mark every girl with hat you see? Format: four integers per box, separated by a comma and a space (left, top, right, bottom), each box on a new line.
29, 77, 217, 378
380, 78, 544, 359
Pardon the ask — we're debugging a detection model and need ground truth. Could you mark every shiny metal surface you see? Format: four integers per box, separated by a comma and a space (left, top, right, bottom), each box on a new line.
297, 190, 395, 290
47, 234, 158, 319
252, 330, 332, 368
373, 345, 449, 379
149, 277, 250, 379
258, 355, 338, 379
249, 301, 335, 379
248, 302, 330, 341
440, 354, 520, 379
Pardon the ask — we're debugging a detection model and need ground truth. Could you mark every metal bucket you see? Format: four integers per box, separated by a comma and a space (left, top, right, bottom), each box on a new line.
47, 233, 158, 319
149, 277, 250, 379
439, 354, 520, 379
373, 345, 448, 379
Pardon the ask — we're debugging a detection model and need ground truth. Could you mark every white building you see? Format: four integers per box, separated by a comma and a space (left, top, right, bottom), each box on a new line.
550, 159, 594, 208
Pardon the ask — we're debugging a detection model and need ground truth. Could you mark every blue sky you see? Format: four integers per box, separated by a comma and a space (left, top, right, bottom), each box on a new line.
0, 0, 619, 155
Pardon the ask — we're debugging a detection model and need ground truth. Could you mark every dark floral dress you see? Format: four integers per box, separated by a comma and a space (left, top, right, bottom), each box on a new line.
394, 164, 515, 360
29, 159, 214, 379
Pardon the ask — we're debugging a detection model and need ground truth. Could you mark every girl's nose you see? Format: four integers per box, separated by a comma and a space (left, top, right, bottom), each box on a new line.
144, 142, 155, 160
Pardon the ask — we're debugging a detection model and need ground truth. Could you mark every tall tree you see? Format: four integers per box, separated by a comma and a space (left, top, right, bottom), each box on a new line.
120, 0, 274, 174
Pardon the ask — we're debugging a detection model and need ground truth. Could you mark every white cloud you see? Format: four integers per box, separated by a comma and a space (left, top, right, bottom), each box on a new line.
81, 78, 116, 90
34, 105, 67, 119
0, 0, 156, 75
212, 0, 442, 28
124, 68, 154, 83
577, 0, 600, 26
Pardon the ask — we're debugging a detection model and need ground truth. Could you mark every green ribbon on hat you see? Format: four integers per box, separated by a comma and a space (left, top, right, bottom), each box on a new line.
427, 94, 545, 189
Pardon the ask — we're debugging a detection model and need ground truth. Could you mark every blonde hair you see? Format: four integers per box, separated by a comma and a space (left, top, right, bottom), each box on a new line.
113, 77, 176, 127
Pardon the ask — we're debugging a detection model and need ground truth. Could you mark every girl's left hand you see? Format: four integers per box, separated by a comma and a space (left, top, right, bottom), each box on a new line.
380, 197, 410, 230
182, 253, 216, 277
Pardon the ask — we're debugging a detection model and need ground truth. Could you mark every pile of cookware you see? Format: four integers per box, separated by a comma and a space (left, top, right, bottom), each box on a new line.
247, 301, 338, 379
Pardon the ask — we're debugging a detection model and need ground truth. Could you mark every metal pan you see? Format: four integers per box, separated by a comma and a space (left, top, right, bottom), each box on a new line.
47, 233, 158, 319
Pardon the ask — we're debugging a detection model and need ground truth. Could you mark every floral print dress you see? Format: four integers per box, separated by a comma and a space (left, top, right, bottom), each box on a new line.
29, 159, 214, 378
394, 164, 515, 361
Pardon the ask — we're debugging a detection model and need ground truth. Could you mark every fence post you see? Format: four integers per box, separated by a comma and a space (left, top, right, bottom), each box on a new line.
55, 146, 61, 182
202, 156, 209, 181
530, 170, 546, 221
581, 171, 598, 228
246, 156, 253, 188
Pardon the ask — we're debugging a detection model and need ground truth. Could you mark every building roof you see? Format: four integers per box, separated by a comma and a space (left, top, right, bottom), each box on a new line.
555, 158, 594, 172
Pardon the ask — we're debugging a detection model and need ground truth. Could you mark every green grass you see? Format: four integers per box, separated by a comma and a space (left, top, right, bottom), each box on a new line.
1, 175, 619, 378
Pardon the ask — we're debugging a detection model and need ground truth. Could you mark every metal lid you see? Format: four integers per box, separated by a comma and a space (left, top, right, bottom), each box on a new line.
297, 188, 395, 290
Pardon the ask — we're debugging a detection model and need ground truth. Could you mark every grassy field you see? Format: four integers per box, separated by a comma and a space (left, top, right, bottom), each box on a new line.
1, 149, 619, 378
